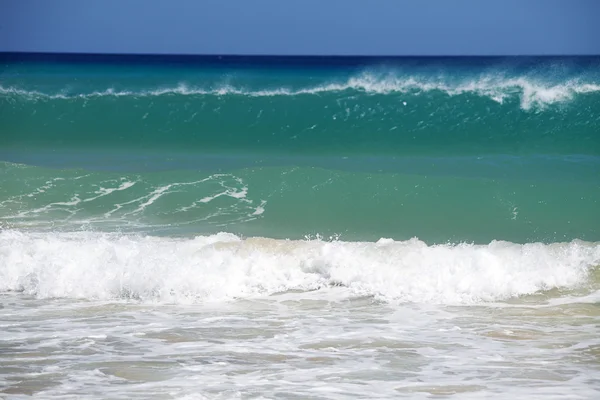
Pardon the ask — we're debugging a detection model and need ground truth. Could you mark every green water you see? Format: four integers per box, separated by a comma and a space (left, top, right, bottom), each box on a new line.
1, 57, 599, 243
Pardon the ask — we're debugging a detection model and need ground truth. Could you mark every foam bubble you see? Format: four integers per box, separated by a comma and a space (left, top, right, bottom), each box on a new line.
1, 230, 598, 304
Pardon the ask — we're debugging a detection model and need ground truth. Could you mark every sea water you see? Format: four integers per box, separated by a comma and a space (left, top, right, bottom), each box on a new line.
1, 55, 599, 399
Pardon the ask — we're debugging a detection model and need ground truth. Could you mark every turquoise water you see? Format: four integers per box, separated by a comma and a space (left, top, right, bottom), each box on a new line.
1, 57, 599, 243
2, 56, 600, 399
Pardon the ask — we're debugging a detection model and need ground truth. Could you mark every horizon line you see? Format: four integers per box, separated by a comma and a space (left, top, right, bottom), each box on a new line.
2, 52, 598, 68
2, 51, 599, 58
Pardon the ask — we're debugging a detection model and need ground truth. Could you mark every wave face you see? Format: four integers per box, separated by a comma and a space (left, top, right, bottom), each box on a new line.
2, 58, 600, 157
2, 230, 599, 304
1, 56, 600, 246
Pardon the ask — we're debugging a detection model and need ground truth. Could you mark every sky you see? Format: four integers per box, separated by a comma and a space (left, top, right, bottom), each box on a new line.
0, 0, 599, 56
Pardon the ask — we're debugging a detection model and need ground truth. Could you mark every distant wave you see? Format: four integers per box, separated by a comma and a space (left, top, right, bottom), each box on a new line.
1, 230, 598, 304
2, 72, 600, 110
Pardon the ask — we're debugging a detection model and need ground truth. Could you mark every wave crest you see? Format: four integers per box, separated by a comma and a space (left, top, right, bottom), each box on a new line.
2, 72, 599, 110
1, 230, 598, 304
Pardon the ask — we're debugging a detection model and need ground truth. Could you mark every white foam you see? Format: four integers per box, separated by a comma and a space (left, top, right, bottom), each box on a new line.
252, 200, 267, 216
1, 230, 598, 305
82, 181, 136, 203
2, 72, 599, 110
0, 172, 265, 232
198, 179, 249, 204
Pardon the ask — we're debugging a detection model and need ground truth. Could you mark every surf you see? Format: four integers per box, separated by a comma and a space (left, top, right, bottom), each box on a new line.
2, 71, 600, 109
2, 229, 598, 304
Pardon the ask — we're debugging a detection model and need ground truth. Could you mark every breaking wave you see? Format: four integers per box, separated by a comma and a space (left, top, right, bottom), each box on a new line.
2, 72, 600, 110
1, 230, 598, 305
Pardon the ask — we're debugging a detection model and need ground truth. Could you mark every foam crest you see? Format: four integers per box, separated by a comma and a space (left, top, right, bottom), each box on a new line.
337, 74, 600, 109
1, 231, 598, 304
2, 72, 599, 110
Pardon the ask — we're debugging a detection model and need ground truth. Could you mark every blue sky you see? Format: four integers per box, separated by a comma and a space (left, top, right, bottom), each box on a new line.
0, 0, 599, 55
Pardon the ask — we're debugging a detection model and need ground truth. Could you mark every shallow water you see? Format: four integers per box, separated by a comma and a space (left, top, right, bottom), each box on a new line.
2, 289, 600, 399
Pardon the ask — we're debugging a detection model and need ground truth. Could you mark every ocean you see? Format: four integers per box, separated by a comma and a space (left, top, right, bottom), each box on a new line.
1, 54, 599, 399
